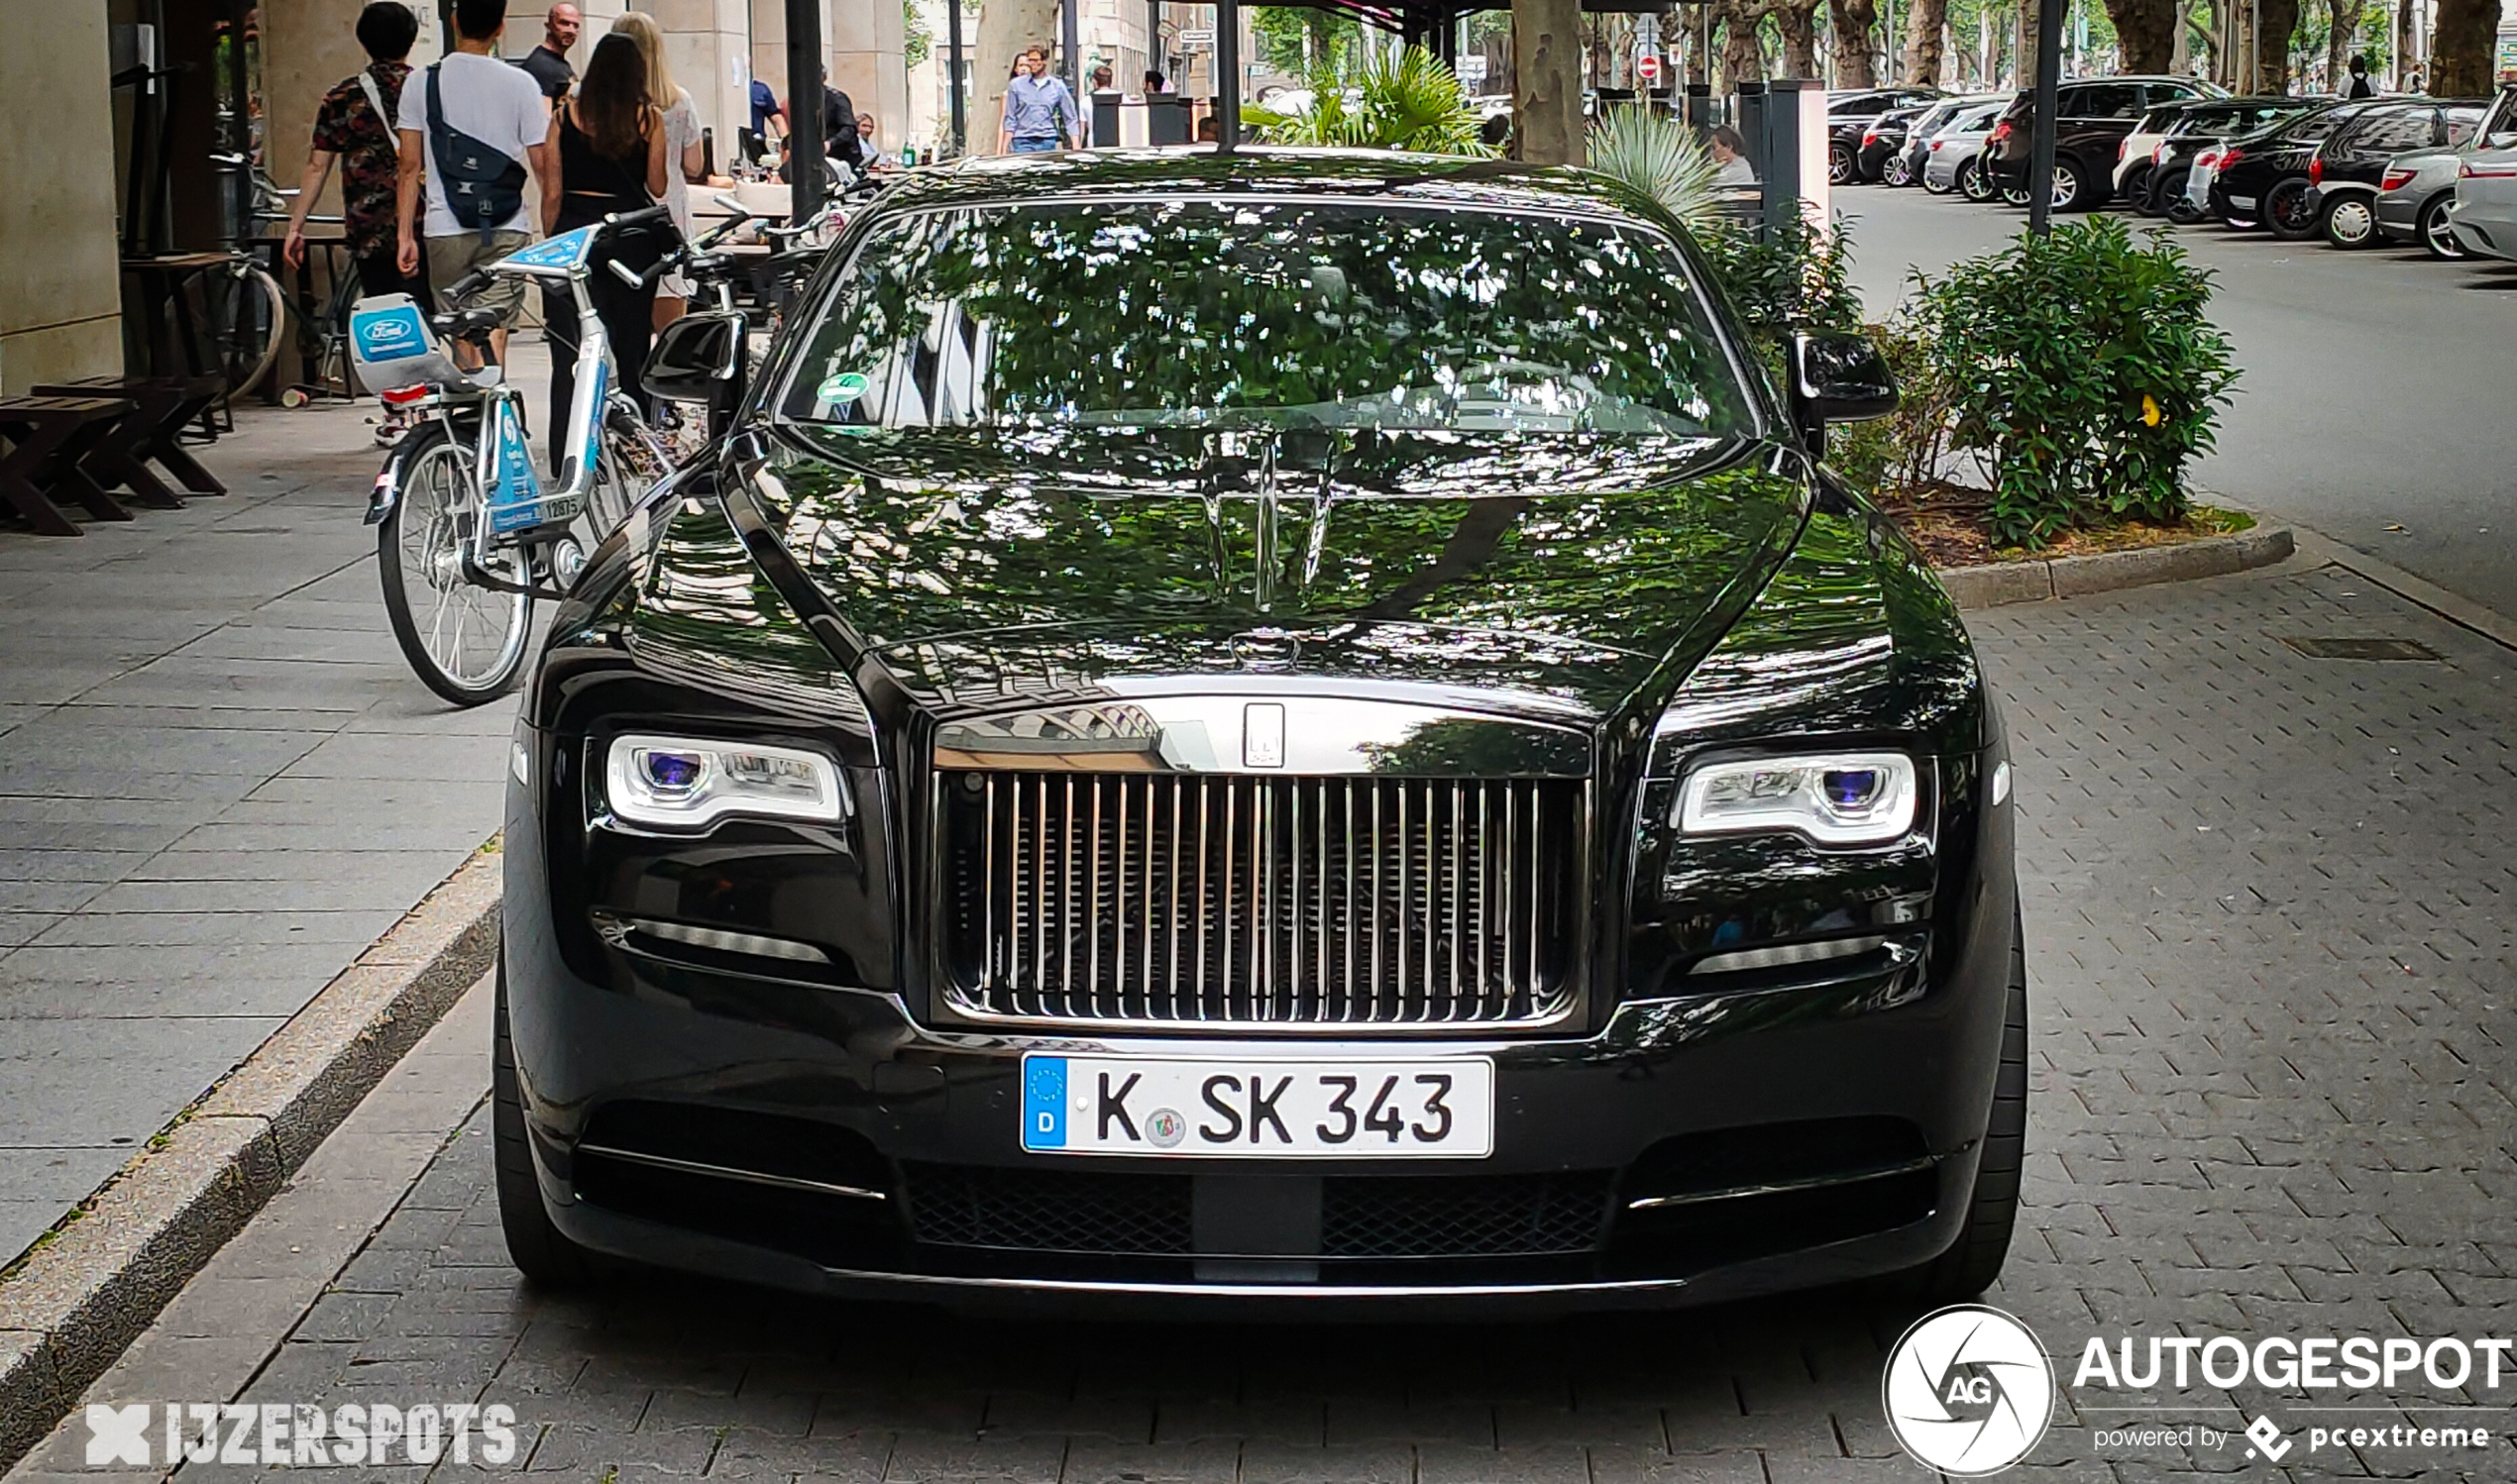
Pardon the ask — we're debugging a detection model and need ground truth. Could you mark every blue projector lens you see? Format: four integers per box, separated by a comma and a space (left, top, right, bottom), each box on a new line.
1822, 769, 1880, 808
642, 752, 705, 792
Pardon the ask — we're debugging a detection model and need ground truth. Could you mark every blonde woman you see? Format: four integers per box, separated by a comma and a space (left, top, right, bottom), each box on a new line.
609, 12, 708, 327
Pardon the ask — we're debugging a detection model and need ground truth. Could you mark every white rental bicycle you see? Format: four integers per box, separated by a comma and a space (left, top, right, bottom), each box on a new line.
349, 206, 682, 705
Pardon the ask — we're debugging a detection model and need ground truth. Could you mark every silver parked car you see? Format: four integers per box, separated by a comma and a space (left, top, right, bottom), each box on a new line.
1896, 93, 2009, 188
2380, 88, 2517, 259
2450, 143, 2517, 261
1923, 101, 2013, 197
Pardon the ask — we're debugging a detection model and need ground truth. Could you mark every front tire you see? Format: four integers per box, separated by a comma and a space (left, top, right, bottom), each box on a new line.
1907, 903, 2027, 1303
376, 422, 534, 707
494, 962, 597, 1287
2420, 193, 2467, 260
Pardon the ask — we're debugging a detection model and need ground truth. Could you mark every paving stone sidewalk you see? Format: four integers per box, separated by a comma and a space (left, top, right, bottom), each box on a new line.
18, 556, 2517, 1484
0, 392, 517, 1267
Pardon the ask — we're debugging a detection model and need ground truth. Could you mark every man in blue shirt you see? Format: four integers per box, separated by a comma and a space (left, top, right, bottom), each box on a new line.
997, 47, 1078, 155
743, 77, 784, 165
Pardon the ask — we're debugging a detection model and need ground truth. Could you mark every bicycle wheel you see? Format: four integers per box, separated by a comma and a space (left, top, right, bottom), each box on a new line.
377, 423, 535, 706
178, 263, 288, 398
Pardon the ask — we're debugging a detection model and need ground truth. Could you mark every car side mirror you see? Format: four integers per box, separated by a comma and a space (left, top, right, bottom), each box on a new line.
1788, 331, 1899, 455
646, 311, 749, 434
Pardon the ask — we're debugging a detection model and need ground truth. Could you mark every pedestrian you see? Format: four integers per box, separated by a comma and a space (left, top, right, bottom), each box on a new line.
745, 75, 785, 164
1091, 63, 1115, 93
821, 75, 865, 174
537, 31, 669, 468
856, 113, 896, 172
607, 12, 707, 330
519, 2, 580, 100
1144, 69, 1168, 94
1709, 126, 1757, 186
2346, 53, 2375, 99
1195, 114, 1220, 143
999, 46, 1078, 155
394, 0, 554, 371
280, 2, 424, 305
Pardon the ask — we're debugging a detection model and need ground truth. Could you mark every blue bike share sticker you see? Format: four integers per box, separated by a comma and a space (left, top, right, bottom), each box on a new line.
486, 400, 543, 535
497, 227, 598, 273
351, 304, 429, 362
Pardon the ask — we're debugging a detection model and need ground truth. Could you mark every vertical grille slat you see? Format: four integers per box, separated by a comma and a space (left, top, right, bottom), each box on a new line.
946, 773, 1581, 1030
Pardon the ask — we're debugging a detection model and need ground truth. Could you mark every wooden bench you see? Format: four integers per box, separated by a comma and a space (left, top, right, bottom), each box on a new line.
0, 396, 141, 536
34, 374, 228, 499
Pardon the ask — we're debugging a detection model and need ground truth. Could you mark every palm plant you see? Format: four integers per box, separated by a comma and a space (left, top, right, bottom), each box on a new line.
1583, 106, 1726, 233
1242, 46, 1493, 157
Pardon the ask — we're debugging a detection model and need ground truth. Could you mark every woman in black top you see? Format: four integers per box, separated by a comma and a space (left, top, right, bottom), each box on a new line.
537, 33, 670, 470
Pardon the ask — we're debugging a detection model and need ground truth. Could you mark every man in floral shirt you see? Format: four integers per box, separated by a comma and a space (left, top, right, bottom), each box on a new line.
279, 2, 427, 305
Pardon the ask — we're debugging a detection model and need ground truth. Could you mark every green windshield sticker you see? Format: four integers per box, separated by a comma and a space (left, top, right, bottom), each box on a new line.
819, 372, 871, 403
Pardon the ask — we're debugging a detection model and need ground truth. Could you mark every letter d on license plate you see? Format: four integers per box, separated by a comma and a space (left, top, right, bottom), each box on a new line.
1022, 1054, 1494, 1158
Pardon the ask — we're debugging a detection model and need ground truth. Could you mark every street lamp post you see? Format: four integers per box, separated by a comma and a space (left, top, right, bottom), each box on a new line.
787, 0, 823, 225
1217, 0, 1242, 148
2026, 0, 2063, 233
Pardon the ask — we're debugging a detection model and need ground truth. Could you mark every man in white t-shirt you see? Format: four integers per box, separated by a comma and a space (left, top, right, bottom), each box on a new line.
391, 0, 553, 367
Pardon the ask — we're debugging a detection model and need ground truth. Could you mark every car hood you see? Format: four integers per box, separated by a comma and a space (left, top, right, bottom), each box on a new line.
750, 424, 1812, 724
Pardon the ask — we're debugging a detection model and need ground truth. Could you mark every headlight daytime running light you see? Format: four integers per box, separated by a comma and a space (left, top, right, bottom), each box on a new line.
1676, 751, 1918, 847
604, 734, 848, 830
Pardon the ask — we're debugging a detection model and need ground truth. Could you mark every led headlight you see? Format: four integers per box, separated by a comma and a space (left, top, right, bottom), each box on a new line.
1677, 751, 1917, 847
604, 734, 847, 830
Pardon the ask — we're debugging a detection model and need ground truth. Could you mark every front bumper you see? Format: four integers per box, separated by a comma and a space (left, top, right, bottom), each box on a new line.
500, 782, 2019, 1314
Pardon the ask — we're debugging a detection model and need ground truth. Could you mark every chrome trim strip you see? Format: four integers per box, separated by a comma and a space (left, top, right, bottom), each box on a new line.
1687, 934, 1889, 977
793, 1266, 1691, 1301
574, 1144, 888, 1202
1624, 1155, 1937, 1212
616, 916, 830, 964
934, 696, 1589, 777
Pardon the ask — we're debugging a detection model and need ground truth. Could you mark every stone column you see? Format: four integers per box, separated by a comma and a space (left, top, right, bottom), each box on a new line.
832, 0, 909, 152
0, 0, 123, 390
635, 0, 752, 175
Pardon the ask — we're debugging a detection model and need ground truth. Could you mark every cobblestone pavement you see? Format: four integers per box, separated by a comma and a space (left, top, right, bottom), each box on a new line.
23, 558, 2517, 1483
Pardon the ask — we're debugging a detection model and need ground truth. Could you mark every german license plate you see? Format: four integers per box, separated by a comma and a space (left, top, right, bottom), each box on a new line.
1021, 1053, 1495, 1158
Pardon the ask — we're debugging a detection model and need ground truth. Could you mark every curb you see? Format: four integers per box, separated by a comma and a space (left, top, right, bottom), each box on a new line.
1936, 525, 2295, 610
0, 848, 501, 1469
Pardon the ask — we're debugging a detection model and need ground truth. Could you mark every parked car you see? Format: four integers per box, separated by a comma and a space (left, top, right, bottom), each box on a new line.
2133, 97, 2328, 218
1984, 75, 2226, 208
1828, 87, 1943, 183
2449, 144, 2517, 260
2302, 99, 2485, 247
2203, 101, 2356, 227
498, 150, 2026, 1315
2377, 86, 2517, 258
1922, 100, 2013, 197
1857, 101, 1936, 182
1898, 93, 2011, 190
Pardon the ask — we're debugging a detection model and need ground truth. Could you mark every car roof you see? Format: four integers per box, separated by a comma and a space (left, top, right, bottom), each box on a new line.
899, 147, 1670, 225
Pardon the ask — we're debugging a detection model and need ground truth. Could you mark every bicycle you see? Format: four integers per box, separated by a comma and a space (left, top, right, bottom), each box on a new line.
350, 205, 684, 706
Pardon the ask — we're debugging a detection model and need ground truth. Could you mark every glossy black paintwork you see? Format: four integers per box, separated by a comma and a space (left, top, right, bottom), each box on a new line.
1986, 76, 2216, 202
503, 150, 2014, 1307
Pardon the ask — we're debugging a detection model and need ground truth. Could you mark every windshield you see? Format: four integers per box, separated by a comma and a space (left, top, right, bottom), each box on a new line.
781, 199, 1753, 439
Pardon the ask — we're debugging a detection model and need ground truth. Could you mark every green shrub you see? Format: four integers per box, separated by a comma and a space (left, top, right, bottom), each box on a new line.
1910, 215, 2239, 547
1695, 211, 1861, 352
1821, 322, 1954, 496
1242, 48, 1492, 156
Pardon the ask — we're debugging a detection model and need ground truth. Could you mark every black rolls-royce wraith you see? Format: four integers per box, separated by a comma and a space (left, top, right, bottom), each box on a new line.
498, 148, 2024, 1314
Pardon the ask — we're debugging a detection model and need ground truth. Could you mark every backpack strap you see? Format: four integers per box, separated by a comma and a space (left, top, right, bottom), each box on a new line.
357, 66, 392, 132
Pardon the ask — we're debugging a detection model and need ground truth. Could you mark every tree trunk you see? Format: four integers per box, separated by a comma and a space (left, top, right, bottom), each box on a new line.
1901, 0, 1949, 83
1717, 0, 1770, 86
2104, 0, 2181, 72
1512, 0, 1585, 164
1830, 0, 1881, 85
976, 0, 1060, 151
2428, 0, 2496, 93
1774, 0, 1823, 74
2254, 0, 2299, 89
2325, 0, 2365, 92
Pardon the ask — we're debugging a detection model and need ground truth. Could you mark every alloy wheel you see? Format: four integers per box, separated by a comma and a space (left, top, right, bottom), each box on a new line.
2422, 196, 2467, 260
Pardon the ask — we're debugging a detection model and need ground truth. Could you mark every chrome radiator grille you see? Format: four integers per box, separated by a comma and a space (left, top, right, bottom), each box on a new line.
939, 773, 1583, 1029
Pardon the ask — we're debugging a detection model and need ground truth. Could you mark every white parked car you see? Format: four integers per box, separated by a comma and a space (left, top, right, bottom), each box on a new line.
2450, 145, 2517, 260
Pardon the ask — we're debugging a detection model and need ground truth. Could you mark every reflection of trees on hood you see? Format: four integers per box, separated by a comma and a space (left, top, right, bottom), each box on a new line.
791, 201, 1749, 435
